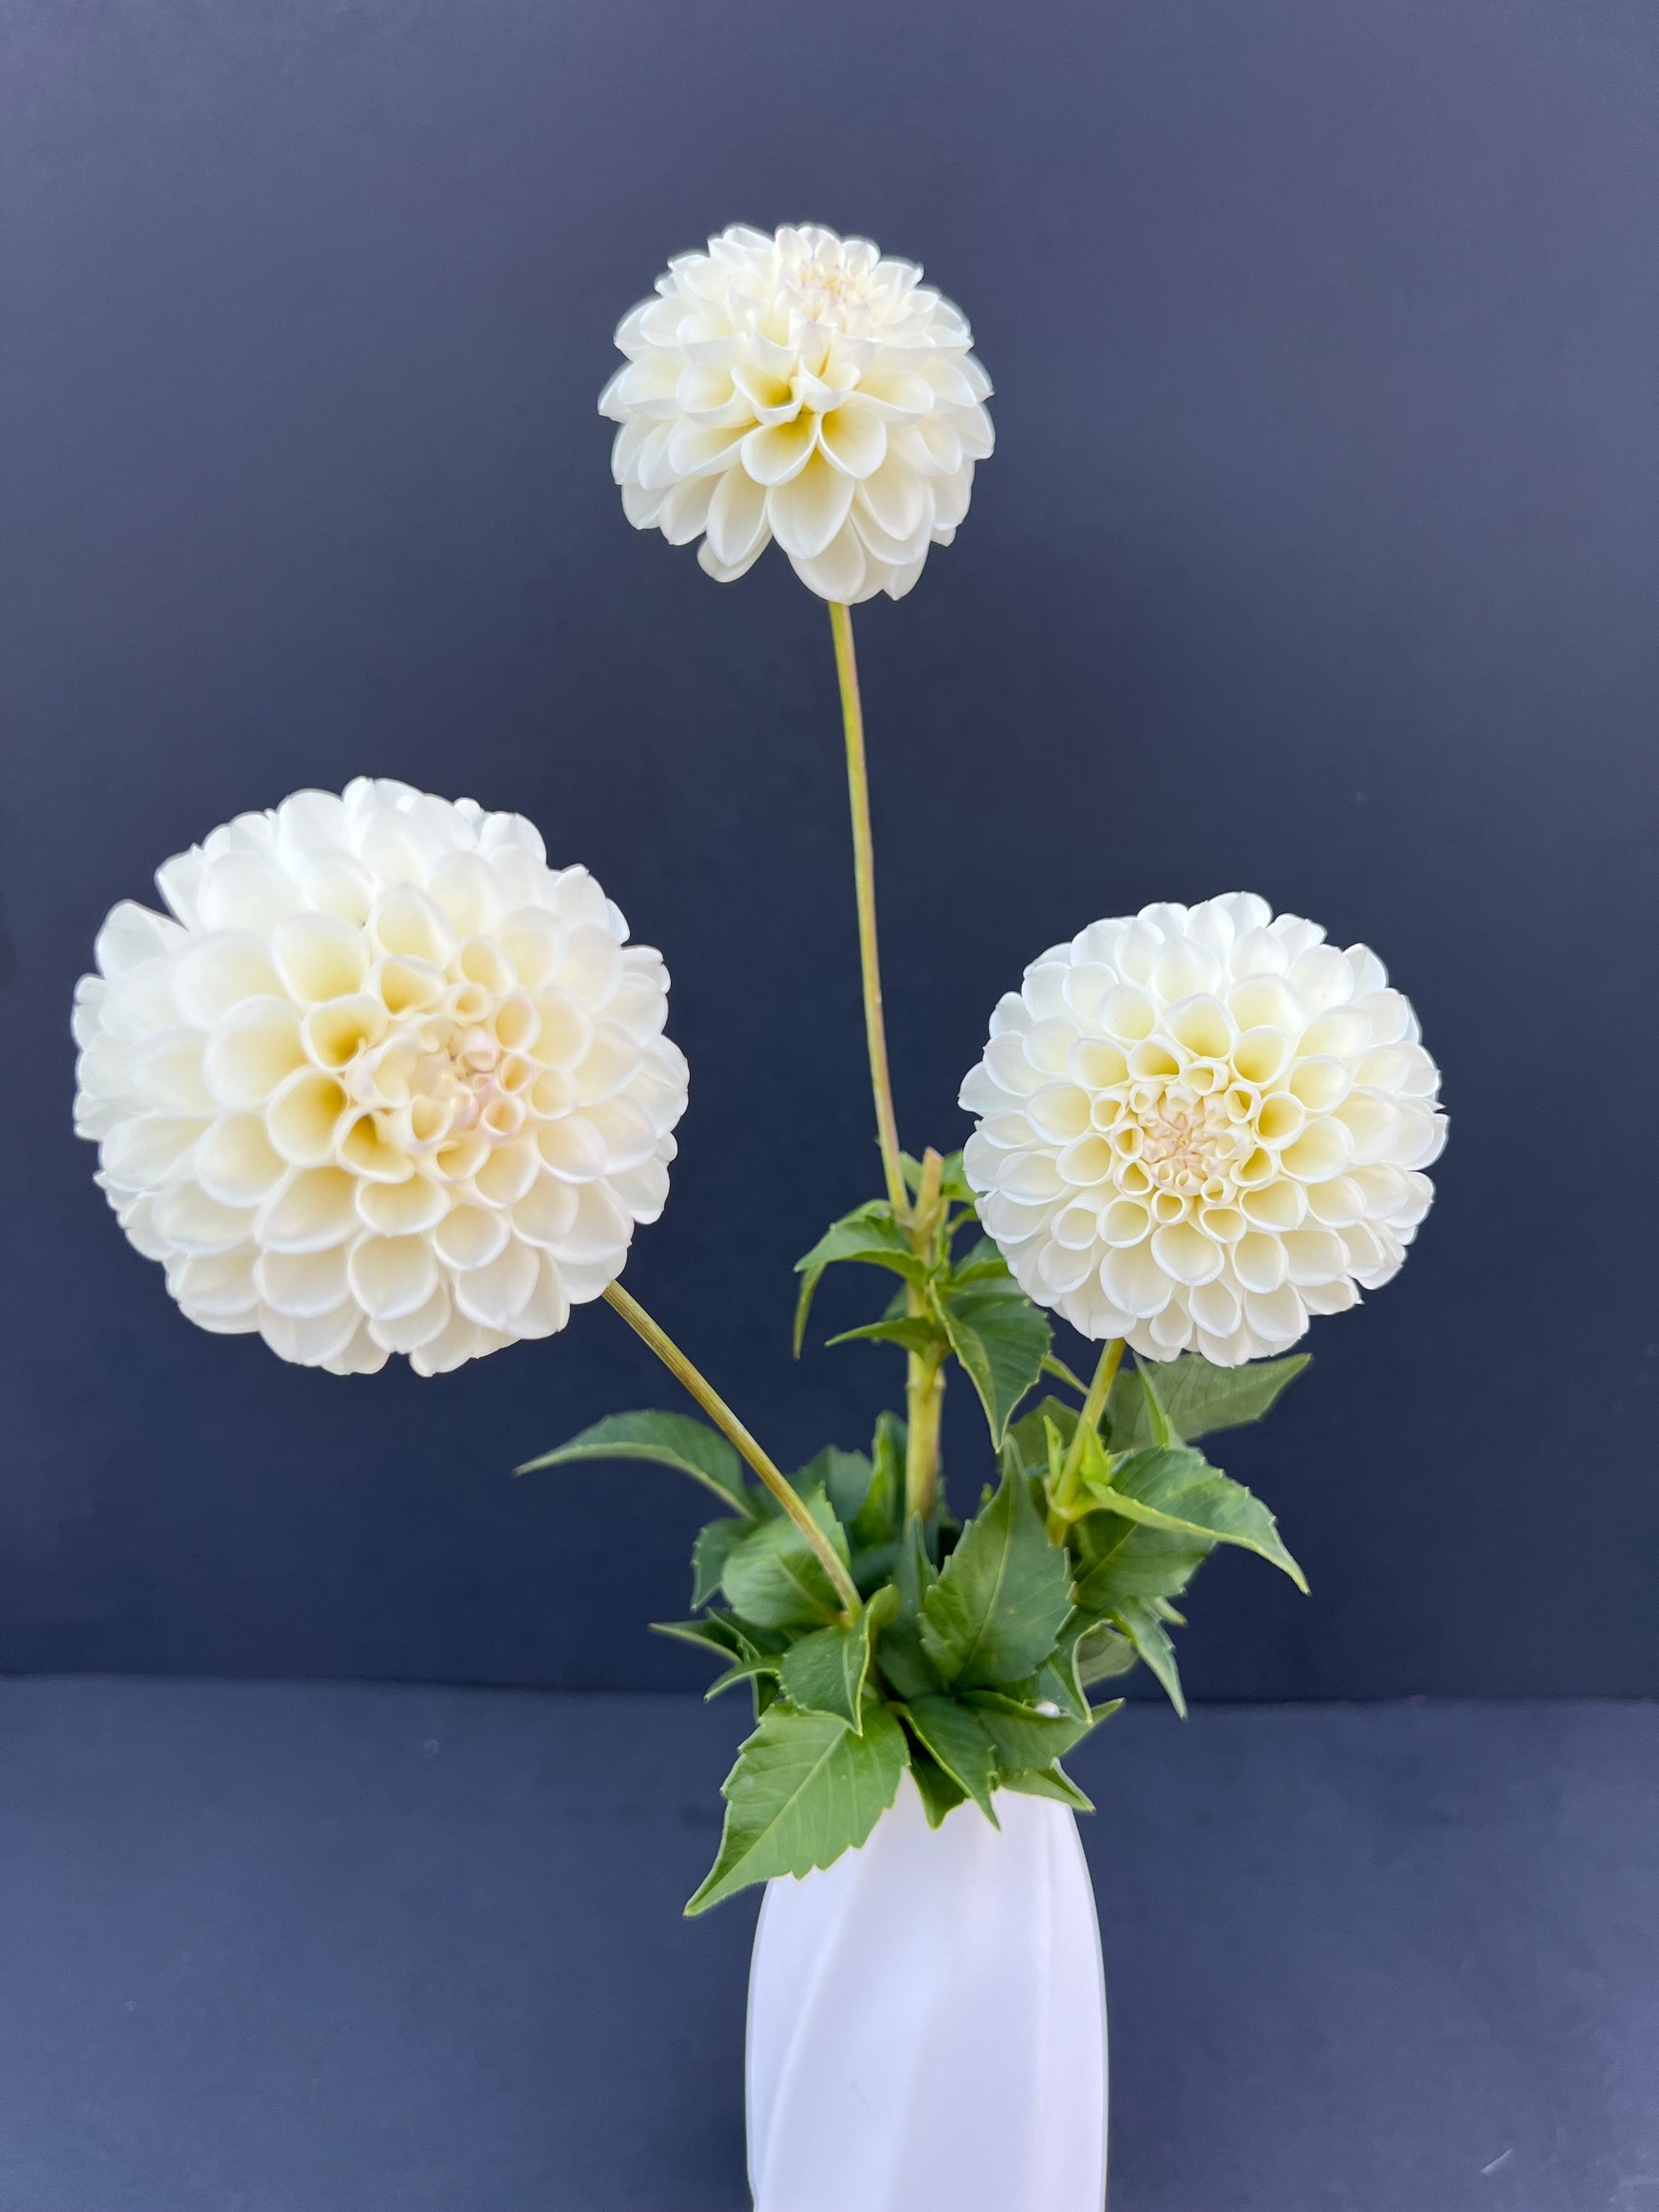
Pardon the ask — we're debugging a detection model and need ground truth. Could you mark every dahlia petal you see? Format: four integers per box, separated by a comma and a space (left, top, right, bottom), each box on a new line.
741, 413, 817, 486
257, 1243, 352, 1319
259, 1301, 362, 1368
789, 520, 867, 603
766, 452, 855, 561
818, 401, 887, 481
452, 1236, 540, 1328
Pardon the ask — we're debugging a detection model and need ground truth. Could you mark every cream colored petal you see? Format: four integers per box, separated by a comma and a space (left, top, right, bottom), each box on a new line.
127, 1029, 214, 1114
535, 1115, 608, 1184
741, 413, 818, 486
256, 1167, 359, 1252
205, 1000, 307, 1109
258, 1300, 362, 1368
433, 1203, 510, 1272
196, 1115, 288, 1207
789, 521, 868, 603
153, 1179, 257, 1256
257, 1244, 352, 1319
367, 1283, 453, 1354
452, 1237, 540, 1328
767, 452, 856, 560
348, 1233, 440, 1321
101, 1115, 205, 1192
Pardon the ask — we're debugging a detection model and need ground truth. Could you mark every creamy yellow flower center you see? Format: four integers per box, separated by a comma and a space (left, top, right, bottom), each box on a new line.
1128, 1084, 1255, 1199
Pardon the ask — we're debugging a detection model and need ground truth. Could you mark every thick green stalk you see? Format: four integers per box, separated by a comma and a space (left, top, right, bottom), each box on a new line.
604, 1282, 862, 1618
830, 601, 909, 1222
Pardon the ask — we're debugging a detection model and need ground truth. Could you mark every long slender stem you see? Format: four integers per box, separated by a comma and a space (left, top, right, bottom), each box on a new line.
903, 1146, 948, 1523
830, 601, 909, 1222
604, 1282, 862, 1618
1063, 1336, 1125, 1484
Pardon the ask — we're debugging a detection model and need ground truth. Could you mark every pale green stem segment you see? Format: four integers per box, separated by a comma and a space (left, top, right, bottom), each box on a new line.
1064, 1337, 1125, 1486
904, 1146, 948, 1525
604, 1281, 863, 1619
830, 601, 910, 1223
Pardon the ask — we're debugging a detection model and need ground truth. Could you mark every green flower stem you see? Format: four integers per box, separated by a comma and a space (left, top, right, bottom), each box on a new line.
1064, 1337, 1125, 1486
603, 1282, 863, 1618
830, 601, 910, 1222
904, 1146, 949, 1523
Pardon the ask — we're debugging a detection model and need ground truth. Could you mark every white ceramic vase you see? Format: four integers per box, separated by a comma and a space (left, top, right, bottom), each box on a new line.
745, 1775, 1107, 2212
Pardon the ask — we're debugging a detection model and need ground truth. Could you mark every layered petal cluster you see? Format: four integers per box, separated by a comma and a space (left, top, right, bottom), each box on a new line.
72, 780, 687, 1377
599, 222, 992, 604
959, 895, 1445, 1366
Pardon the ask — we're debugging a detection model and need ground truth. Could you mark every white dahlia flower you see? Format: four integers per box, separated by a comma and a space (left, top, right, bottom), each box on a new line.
598, 222, 992, 604
959, 895, 1445, 1366
72, 779, 688, 1377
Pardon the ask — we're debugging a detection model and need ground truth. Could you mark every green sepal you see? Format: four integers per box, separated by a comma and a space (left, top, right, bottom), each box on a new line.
720, 1487, 856, 1630
920, 1465, 1073, 1690
517, 1410, 759, 1517
1106, 1352, 1310, 1450
691, 1517, 749, 1610
898, 1695, 999, 1822
794, 1203, 930, 1356
1000, 1760, 1097, 1813
685, 1697, 908, 1915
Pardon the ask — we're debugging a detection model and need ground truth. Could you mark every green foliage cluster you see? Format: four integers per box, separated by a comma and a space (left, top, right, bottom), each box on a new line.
523, 1150, 1309, 1914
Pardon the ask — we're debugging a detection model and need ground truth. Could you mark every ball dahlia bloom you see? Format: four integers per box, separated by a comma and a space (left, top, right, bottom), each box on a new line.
959, 895, 1445, 1366
72, 780, 688, 1377
598, 222, 993, 604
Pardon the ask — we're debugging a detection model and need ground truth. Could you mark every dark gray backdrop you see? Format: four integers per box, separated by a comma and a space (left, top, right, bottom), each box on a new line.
3, 0, 1654, 1698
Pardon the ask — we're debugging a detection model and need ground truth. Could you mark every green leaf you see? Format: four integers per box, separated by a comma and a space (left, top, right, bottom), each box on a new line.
1000, 1760, 1098, 1813
965, 1689, 1094, 1771
939, 1281, 1051, 1447
1074, 1616, 1141, 1689
720, 1488, 855, 1630
779, 1591, 895, 1732
908, 1746, 970, 1828
794, 1204, 929, 1355
1106, 1353, 1310, 1450
1071, 1506, 1212, 1610
686, 1698, 908, 1915
1020, 1608, 1134, 1722
920, 1470, 1073, 1690
899, 1695, 999, 1822
650, 1614, 750, 1660
691, 1517, 749, 1610
826, 1316, 947, 1358
1110, 1595, 1187, 1717
1042, 1352, 1093, 1396
1136, 1361, 1176, 1449
704, 1653, 782, 1701
1092, 1446, 1308, 1591
796, 1446, 876, 1533
945, 1236, 1016, 1286
517, 1411, 758, 1518
853, 1413, 905, 1548
874, 1518, 944, 1700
